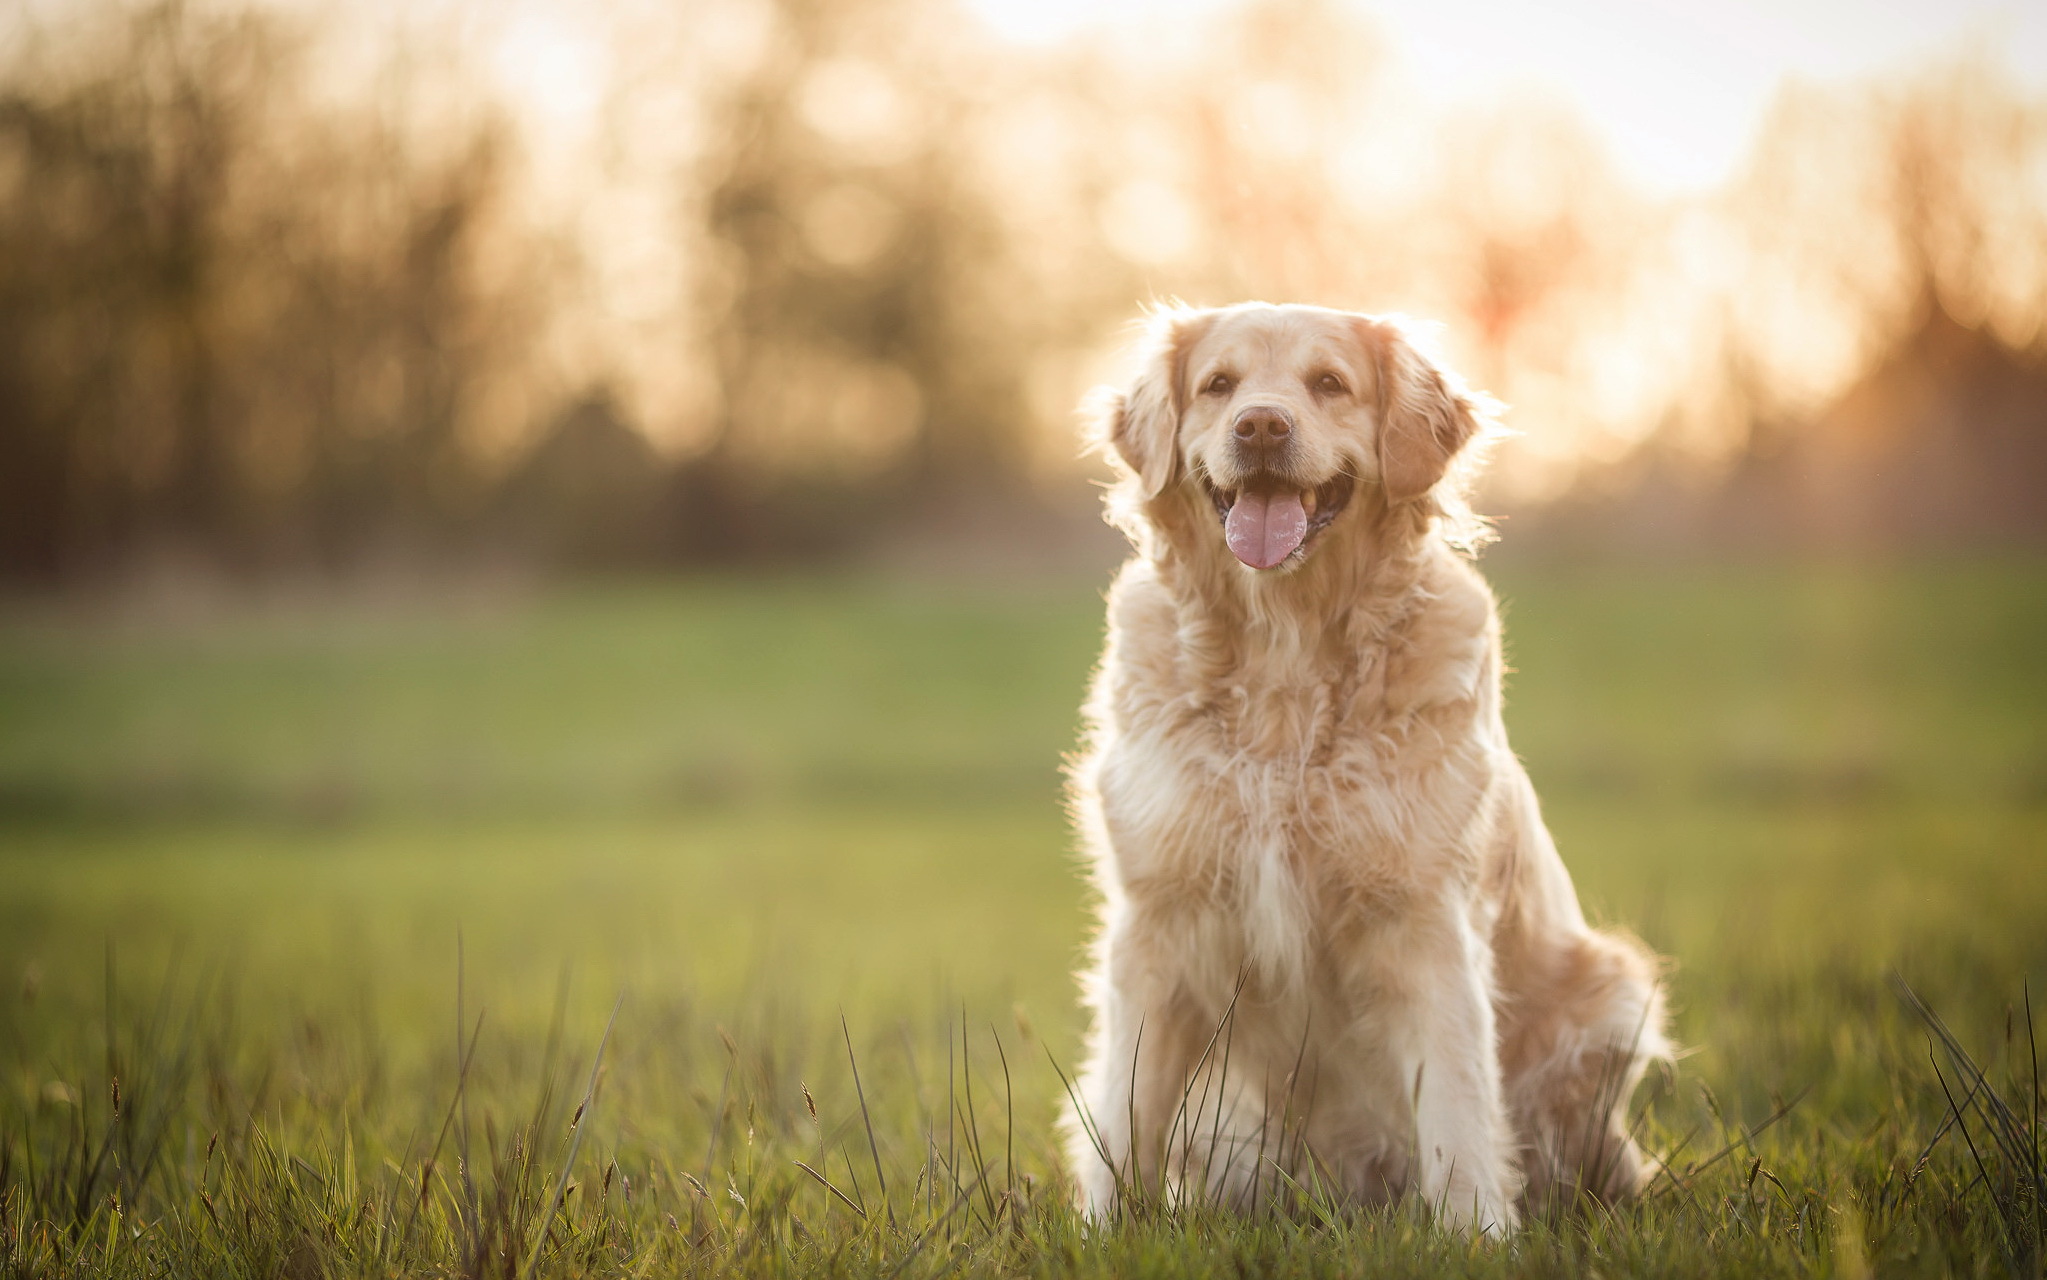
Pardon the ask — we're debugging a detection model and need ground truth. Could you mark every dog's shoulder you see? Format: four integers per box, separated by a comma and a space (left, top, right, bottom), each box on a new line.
1380, 552, 1501, 719
1102, 559, 1176, 652
1087, 560, 1185, 725
1104, 558, 1196, 673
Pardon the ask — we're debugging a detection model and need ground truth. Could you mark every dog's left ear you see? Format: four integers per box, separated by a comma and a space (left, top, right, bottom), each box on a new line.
1363, 319, 1491, 505
1093, 307, 1214, 500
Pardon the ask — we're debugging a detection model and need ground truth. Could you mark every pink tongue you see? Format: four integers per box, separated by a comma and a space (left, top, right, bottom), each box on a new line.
1225, 488, 1308, 570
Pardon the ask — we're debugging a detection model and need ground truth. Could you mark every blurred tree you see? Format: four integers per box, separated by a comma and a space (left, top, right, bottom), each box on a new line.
0, 1, 548, 581
667, 0, 1040, 561
0, 0, 2042, 583
495, 387, 669, 569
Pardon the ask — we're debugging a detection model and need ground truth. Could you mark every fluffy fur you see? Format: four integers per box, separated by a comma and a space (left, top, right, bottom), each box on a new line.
1063, 303, 1670, 1235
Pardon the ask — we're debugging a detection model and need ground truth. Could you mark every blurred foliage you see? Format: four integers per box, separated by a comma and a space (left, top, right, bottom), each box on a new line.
0, 0, 2044, 583
0, 2, 552, 578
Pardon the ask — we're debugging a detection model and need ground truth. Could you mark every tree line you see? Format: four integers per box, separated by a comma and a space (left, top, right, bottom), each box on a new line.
1, 0, 2041, 583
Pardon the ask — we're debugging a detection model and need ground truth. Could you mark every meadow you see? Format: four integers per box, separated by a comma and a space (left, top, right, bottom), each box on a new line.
2, 558, 2044, 1277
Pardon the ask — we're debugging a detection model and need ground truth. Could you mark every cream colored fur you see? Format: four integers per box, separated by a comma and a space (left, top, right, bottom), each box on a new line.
1063, 303, 1670, 1235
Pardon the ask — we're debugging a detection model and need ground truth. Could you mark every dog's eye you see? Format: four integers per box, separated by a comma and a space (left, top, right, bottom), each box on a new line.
1202, 373, 1235, 396
1312, 372, 1347, 396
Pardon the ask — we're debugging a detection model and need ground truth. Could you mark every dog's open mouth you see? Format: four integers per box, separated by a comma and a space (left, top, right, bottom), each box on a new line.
1204, 473, 1355, 570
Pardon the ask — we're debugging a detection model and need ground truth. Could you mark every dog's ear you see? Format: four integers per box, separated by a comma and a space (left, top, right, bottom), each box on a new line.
1094, 307, 1213, 500
1365, 319, 1491, 505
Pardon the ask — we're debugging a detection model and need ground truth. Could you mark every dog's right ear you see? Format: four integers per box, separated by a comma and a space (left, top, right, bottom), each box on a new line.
1363, 317, 1493, 507
1091, 307, 1212, 500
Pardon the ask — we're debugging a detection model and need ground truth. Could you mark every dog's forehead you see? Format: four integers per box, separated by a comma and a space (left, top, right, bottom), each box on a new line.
1188, 307, 1366, 381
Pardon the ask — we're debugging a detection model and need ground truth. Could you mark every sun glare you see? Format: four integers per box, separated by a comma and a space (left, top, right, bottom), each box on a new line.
963, 0, 2047, 192
492, 8, 606, 138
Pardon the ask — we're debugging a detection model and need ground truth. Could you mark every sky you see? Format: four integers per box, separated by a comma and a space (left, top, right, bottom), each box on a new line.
962, 0, 2047, 191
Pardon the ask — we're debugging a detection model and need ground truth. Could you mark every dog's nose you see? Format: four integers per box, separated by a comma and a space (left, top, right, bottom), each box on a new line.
1232, 405, 1293, 450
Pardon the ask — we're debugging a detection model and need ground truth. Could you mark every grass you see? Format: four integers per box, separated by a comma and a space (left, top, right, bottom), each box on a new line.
1, 559, 2044, 1277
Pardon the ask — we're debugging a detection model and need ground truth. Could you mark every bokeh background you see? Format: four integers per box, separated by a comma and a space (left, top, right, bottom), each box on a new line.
2, 0, 2046, 1273
4, 0, 2046, 581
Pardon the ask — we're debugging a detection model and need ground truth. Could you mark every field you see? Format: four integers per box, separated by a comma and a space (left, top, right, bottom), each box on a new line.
2, 559, 2045, 1277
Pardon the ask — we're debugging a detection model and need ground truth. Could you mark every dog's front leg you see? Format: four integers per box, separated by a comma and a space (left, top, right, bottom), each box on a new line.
1067, 907, 1205, 1218
1391, 901, 1520, 1235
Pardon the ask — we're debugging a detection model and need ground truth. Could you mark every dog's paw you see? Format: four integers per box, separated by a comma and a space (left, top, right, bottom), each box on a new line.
1429, 1169, 1521, 1238
1441, 1193, 1519, 1238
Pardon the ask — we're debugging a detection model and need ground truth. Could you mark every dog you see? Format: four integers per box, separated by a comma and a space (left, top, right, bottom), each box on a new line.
1062, 303, 1669, 1234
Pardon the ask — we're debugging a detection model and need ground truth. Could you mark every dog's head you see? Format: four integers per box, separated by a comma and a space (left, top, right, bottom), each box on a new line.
1092, 303, 1497, 572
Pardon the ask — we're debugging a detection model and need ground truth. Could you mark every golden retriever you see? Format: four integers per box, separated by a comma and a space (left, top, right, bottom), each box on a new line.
1062, 303, 1668, 1234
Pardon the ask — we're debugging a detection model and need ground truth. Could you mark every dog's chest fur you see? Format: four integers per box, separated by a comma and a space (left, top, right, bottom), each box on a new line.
1084, 553, 1505, 979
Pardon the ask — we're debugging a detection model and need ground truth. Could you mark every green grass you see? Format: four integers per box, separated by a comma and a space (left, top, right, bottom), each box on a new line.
2, 561, 2044, 1277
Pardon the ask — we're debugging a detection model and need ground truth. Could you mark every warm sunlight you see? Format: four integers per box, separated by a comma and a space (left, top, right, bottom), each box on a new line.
4, 2, 2046, 1276
965, 0, 2047, 191
6, 0, 2045, 550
